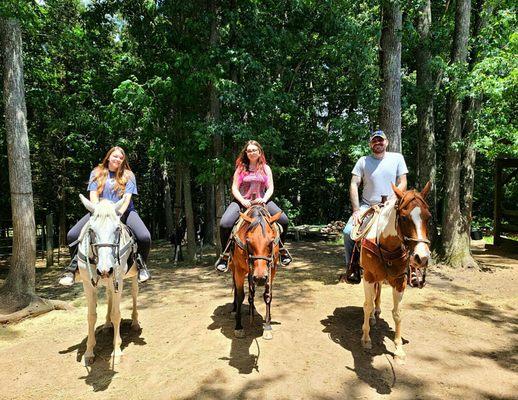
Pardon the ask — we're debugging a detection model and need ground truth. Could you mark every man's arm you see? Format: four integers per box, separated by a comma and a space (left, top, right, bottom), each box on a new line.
396, 174, 407, 191
350, 174, 362, 224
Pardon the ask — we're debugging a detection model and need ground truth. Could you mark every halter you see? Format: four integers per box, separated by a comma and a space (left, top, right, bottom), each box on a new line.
79, 222, 135, 291
394, 192, 431, 287
394, 193, 431, 246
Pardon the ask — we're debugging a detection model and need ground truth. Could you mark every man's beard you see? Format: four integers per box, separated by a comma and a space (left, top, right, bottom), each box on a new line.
371, 144, 385, 154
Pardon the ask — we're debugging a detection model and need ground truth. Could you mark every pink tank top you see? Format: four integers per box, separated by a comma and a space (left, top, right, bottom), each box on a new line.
237, 168, 269, 200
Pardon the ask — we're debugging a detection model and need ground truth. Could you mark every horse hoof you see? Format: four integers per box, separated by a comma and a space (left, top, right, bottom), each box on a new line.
361, 340, 372, 350
262, 330, 273, 340
395, 354, 406, 365
131, 322, 141, 331
83, 355, 95, 366
369, 316, 376, 326
234, 329, 245, 338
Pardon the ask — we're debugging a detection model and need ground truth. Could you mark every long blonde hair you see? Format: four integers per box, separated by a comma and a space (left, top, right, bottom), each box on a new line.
92, 146, 134, 197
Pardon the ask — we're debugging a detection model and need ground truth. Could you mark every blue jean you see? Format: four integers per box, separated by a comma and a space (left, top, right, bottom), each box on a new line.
343, 204, 369, 267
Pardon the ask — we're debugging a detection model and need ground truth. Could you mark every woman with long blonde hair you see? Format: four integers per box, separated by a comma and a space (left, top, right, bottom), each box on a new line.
59, 146, 151, 285
215, 140, 292, 272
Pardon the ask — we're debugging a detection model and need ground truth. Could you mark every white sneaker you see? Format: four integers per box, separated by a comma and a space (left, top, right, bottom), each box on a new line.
138, 269, 150, 283
58, 272, 75, 286
215, 260, 228, 273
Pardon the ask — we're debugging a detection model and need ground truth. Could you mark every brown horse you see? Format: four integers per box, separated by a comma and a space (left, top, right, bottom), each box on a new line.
229, 205, 282, 340
359, 182, 431, 361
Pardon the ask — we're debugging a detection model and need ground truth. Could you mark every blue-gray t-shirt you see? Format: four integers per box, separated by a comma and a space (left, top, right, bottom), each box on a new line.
87, 170, 138, 211
352, 152, 408, 206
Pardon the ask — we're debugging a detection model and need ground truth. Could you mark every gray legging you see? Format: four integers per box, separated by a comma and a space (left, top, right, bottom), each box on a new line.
219, 201, 289, 249
66, 210, 151, 271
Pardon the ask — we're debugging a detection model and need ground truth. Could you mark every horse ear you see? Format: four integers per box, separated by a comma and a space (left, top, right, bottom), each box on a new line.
391, 183, 404, 199
114, 198, 125, 214
79, 194, 95, 213
268, 212, 283, 224
421, 181, 431, 199
240, 213, 255, 223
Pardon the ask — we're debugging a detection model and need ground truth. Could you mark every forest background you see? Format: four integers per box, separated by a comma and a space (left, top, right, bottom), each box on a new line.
0, 0, 516, 275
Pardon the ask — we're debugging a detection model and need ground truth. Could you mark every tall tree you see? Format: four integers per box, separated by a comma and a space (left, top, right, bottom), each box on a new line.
379, 0, 402, 152
0, 17, 68, 321
0, 18, 36, 306
441, 0, 477, 268
460, 0, 487, 243
415, 0, 436, 202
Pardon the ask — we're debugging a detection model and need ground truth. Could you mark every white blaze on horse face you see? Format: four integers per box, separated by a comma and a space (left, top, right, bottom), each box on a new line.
409, 207, 430, 258
374, 198, 398, 241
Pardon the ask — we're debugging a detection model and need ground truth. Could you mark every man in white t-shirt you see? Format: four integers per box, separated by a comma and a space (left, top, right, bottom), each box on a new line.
341, 130, 408, 284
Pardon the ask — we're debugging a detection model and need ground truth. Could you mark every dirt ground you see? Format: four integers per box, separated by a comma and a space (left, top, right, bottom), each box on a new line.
0, 240, 517, 400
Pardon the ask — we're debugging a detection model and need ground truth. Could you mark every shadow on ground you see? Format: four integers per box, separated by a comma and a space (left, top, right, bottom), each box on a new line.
321, 306, 401, 395
59, 318, 147, 392
208, 303, 277, 375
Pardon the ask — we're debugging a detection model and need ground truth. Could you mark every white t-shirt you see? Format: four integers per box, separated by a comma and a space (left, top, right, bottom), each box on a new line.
352, 152, 408, 206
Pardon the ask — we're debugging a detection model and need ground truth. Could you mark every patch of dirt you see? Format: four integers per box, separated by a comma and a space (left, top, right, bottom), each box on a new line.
0, 240, 517, 400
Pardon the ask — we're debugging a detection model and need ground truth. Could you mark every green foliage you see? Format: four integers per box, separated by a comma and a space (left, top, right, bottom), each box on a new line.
0, 0, 515, 238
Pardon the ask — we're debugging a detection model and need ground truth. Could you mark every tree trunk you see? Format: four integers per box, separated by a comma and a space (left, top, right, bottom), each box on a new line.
174, 162, 183, 227
415, 0, 438, 244
58, 188, 66, 247
162, 158, 175, 239
441, 0, 476, 268
0, 18, 37, 311
205, 183, 215, 245
182, 163, 196, 262
209, 0, 225, 253
461, 0, 486, 238
379, 0, 402, 152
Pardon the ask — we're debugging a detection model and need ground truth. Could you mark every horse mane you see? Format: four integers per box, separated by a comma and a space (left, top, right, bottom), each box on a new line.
246, 206, 269, 237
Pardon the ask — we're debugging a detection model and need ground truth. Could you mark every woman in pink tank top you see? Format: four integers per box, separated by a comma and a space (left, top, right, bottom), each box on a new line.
215, 140, 292, 271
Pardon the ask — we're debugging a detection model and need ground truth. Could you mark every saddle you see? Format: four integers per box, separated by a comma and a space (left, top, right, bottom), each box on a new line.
351, 200, 408, 278
222, 206, 283, 264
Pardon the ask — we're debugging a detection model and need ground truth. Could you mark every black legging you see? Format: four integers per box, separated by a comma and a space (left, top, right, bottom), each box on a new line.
66, 210, 151, 270
219, 201, 289, 249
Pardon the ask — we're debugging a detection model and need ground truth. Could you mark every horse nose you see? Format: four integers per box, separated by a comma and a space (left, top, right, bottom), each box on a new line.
97, 266, 113, 278
412, 253, 429, 268
254, 276, 268, 286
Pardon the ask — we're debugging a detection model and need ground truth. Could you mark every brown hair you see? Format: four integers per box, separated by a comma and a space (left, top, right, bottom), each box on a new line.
92, 146, 133, 196
235, 140, 267, 173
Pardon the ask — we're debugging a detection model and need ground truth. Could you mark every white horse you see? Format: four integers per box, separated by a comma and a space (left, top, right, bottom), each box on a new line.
77, 194, 140, 366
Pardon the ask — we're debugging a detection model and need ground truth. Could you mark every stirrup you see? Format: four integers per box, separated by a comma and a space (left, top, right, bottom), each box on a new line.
279, 245, 292, 266
215, 253, 229, 273
136, 254, 151, 283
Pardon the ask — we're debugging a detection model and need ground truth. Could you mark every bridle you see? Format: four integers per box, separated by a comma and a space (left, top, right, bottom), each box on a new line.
394, 193, 431, 287
80, 223, 135, 291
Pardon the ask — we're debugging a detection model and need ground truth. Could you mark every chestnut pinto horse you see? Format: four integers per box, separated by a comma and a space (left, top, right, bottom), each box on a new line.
359, 182, 431, 361
230, 205, 282, 340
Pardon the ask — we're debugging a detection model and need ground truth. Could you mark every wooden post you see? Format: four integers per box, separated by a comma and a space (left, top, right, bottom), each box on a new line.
494, 159, 502, 245
46, 214, 54, 267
